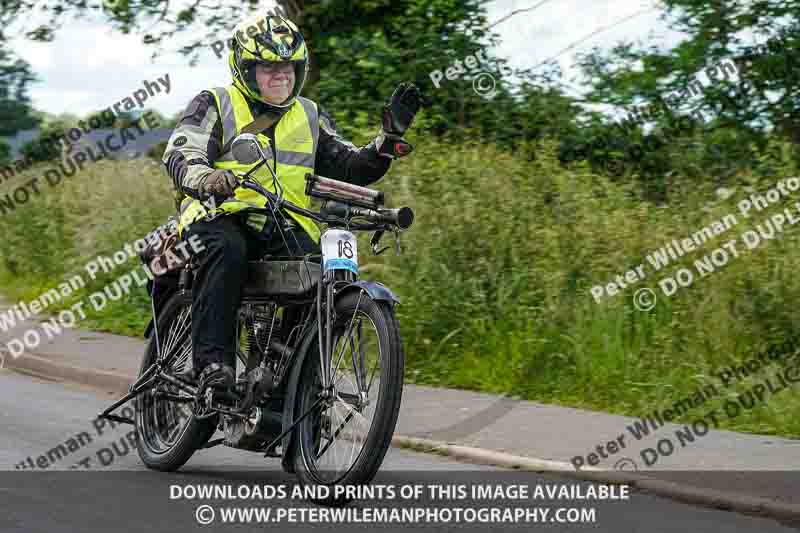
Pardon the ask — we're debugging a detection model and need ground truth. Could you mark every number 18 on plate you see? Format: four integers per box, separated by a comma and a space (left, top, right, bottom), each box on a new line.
321, 229, 359, 274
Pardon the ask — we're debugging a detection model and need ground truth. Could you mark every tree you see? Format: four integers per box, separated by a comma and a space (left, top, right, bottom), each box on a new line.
577, 0, 799, 143
563, 0, 799, 198
0, 48, 38, 136
0, 1, 431, 86
0, 0, 582, 148
19, 117, 72, 163
0, 138, 10, 164
139, 108, 172, 128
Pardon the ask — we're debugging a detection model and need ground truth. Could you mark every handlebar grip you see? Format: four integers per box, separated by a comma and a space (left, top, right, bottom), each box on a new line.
378, 207, 415, 229
320, 201, 414, 229
319, 201, 351, 219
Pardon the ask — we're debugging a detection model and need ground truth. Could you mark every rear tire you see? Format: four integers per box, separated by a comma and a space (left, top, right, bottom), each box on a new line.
293, 291, 405, 505
135, 291, 218, 471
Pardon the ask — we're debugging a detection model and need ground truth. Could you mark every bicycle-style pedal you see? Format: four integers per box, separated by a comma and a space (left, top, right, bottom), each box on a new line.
193, 383, 240, 419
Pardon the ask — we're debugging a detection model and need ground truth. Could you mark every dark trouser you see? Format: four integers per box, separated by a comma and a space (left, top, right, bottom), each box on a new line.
185, 213, 320, 372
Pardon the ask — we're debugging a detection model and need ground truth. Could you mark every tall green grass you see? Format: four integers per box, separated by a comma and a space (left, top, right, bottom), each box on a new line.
1, 138, 799, 438
0, 158, 173, 334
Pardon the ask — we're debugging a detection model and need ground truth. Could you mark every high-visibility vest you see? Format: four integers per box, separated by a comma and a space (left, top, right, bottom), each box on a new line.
177, 85, 321, 243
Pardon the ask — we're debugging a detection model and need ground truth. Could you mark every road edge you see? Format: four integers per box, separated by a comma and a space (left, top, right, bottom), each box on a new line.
391, 436, 800, 525
2, 350, 133, 393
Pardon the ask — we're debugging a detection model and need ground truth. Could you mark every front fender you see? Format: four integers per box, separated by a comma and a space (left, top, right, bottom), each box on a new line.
337, 280, 400, 305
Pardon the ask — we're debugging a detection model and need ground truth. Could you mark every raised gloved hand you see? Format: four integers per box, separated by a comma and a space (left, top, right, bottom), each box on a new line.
199, 169, 239, 200
377, 82, 423, 159
382, 82, 423, 136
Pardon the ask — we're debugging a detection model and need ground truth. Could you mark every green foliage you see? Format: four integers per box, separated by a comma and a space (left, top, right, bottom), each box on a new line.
0, 139, 10, 165
2, 140, 800, 437
147, 141, 168, 161
113, 111, 141, 129
19, 119, 71, 163
579, 0, 800, 134
83, 109, 116, 130
371, 136, 800, 437
3, 0, 800, 440
141, 108, 175, 129
305, 0, 583, 153
1, 0, 581, 154
0, 48, 38, 136
0, 157, 174, 334
569, 0, 800, 189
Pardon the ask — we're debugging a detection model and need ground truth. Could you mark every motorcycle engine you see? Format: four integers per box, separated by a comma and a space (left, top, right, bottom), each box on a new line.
239, 304, 281, 365
223, 305, 284, 451
223, 402, 284, 452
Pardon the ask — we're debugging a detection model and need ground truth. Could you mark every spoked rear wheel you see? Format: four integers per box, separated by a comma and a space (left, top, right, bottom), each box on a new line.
135, 292, 217, 471
293, 291, 405, 504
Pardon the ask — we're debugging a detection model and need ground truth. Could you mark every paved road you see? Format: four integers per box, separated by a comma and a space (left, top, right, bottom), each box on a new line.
3, 298, 800, 511
0, 369, 796, 533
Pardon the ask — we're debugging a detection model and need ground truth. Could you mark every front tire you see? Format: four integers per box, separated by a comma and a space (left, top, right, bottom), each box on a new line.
135, 291, 217, 471
293, 291, 405, 504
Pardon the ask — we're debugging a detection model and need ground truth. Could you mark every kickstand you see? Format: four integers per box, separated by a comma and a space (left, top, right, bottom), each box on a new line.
97, 400, 137, 426
97, 279, 168, 426
96, 388, 146, 426
95, 361, 162, 425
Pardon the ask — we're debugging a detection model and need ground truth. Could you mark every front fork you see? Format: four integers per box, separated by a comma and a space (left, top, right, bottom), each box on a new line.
317, 269, 358, 395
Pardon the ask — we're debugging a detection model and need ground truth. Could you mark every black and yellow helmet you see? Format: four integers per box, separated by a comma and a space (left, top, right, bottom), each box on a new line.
229, 14, 308, 109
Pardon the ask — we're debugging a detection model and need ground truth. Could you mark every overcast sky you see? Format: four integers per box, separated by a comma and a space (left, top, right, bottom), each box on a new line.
9, 0, 685, 120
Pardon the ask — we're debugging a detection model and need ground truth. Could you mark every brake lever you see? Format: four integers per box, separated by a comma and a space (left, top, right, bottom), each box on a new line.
393, 228, 402, 255
370, 230, 391, 255
239, 175, 283, 209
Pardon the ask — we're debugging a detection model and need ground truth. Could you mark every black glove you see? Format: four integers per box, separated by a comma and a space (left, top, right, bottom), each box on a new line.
376, 83, 423, 159
199, 169, 239, 201
382, 82, 423, 136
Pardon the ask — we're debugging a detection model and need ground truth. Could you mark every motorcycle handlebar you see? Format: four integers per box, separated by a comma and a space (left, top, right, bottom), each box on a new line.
320, 201, 415, 229
237, 177, 414, 230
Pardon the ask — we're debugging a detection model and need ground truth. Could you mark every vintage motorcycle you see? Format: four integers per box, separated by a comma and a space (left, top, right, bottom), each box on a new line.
97, 133, 414, 504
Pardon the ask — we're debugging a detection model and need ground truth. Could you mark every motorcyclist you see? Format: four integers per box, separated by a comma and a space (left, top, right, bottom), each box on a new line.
161, 13, 422, 393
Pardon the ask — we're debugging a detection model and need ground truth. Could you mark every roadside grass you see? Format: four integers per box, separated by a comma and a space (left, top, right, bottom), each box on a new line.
1, 138, 799, 438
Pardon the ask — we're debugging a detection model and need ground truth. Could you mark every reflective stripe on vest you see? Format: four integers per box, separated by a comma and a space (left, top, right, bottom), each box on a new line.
178, 86, 320, 243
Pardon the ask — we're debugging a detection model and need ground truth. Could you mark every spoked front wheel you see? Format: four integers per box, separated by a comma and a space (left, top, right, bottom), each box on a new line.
293, 291, 405, 504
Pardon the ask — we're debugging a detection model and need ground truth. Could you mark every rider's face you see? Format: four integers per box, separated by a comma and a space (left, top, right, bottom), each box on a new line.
255, 62, 295, 105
